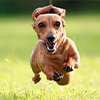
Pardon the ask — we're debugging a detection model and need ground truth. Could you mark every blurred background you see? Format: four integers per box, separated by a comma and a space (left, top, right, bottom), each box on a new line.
0, 0, 100, 99
0, 0, 100, 60
0, 0, 100, 14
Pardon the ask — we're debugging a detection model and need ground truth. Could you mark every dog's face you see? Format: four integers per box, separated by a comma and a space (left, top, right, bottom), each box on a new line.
32, 5, 66, 53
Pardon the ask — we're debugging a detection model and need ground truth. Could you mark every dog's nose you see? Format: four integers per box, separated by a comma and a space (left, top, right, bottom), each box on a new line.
46, 34, 55, 42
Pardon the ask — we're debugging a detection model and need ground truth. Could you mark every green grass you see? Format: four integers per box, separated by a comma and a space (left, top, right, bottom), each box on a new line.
0, 13, 100, 100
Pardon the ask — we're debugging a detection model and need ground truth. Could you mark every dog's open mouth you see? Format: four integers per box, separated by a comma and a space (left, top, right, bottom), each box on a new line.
39, 39, 57, 52
45, 41, 57, 52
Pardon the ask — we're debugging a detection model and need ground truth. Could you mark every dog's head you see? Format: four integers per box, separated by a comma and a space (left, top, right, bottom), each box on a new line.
32, 5, 66, 53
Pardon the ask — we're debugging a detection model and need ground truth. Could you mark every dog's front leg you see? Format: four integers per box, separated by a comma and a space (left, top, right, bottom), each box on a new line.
63, 54, 81, 72
44, 66, 64, 82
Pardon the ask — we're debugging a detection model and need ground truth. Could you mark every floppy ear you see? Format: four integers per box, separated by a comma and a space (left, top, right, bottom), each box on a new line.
52, 6, 66, 19
32, 9, 40, 21
32, 5, 54, 21
32, 5, 66, 21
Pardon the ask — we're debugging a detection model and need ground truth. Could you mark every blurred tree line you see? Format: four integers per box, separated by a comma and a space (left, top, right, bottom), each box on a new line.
0, 0, 100, 14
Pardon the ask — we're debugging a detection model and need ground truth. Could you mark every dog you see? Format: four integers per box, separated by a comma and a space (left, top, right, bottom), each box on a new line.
30, 5, 81, 85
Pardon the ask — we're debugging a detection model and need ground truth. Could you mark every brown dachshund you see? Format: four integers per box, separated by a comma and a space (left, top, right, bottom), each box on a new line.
30, 5, 81, 85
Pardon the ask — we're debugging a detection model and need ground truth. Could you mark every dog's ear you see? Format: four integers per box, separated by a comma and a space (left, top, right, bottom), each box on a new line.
52, 6, 66, 19
32, 5, 54, 21
32, 5, 66, 21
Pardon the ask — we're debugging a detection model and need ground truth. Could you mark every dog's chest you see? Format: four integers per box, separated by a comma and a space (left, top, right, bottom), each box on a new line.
41, 53, 65, 69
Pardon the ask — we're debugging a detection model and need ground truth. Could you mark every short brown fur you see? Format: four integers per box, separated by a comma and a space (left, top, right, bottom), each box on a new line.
30, 5, 80, 85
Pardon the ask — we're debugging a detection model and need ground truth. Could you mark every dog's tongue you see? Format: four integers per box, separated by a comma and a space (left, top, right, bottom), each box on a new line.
39, 39, 54, 49
39, 39, 46, 43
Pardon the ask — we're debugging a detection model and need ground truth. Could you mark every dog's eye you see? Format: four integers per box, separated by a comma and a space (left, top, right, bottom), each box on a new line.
38, 23, 44, 28
55, 21, 60, 27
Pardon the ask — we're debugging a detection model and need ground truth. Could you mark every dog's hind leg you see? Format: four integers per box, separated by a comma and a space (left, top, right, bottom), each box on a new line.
30, 43, 41, 84
32, 73, 41, 84
31, 65, 41, 84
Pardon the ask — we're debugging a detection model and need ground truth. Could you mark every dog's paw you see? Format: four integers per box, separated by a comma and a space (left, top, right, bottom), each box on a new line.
32, 75, 41, 84
53, 71, 64, 82
63, 65, 74, 72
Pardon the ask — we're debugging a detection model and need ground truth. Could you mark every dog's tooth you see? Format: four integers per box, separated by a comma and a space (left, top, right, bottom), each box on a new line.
54, 41, 57, 48
53, 43, 55, 47
46, 43, 49, 47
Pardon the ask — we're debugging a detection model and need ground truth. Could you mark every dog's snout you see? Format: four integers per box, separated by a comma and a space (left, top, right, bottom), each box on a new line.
46, 34, 55, 42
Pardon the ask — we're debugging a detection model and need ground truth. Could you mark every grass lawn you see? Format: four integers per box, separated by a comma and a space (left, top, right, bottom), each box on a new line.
0, 13, 100, 100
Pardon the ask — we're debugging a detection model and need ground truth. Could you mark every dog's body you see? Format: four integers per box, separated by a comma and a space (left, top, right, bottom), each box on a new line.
30, 5, 80, 85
